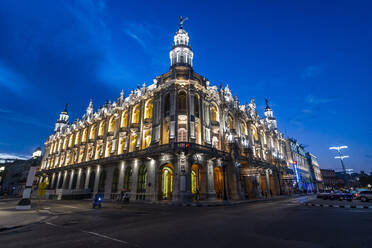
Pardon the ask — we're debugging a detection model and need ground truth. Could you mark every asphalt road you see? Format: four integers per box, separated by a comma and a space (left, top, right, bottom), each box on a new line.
1, 197, 371, 248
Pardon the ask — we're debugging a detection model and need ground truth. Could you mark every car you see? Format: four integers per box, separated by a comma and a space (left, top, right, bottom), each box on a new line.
331, 191, 353, 201
355, 191, 372, 202
317, 192, 331, 199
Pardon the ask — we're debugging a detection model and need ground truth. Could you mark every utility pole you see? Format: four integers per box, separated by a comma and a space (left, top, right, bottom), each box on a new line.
329, 146, 350, 188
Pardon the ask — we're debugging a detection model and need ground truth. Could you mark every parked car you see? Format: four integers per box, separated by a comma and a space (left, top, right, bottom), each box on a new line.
331, 191, 353, 201
355, 191, 372, 202
317, 192, 331, 199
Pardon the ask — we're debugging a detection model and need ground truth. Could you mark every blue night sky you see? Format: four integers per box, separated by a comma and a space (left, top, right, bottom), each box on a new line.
0, 1, 371, 173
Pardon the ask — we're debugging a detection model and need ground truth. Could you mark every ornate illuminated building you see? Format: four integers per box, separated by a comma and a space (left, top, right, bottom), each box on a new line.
38, 18, 295, 202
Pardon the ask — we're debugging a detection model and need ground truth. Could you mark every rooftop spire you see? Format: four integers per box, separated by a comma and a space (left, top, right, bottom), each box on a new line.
63, 103, 68, 113
265, 98, 271, 110
169, 17, 194, 68
179, 16, 188, 29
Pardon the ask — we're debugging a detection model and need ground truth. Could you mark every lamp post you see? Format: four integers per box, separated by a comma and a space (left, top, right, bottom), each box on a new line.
329, 146, 350, 188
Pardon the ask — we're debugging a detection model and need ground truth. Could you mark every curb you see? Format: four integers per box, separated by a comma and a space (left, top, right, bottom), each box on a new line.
303, 202, 372, 209
146, 196, 302, 208
0, 209, 54, 232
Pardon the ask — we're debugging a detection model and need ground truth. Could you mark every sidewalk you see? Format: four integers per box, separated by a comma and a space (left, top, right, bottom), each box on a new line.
135, 194, 313, 207
0, 200, 52, 231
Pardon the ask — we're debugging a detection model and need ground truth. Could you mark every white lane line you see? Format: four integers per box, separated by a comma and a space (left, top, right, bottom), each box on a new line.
82, 230, 129, 245
44, 221, 134, 246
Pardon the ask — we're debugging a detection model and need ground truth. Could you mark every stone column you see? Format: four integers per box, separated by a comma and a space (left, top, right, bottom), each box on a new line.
169, 87, 176, 141
76, 168, 82, 191
93, 165, 101, 194
84, 167, 91, 190
61, 171, 68, 189
147, 159, 156, 202
255, 175, 262, 198
68, 169, 75, 190
265, 169, 271, 198
118, 161, 125, 193
130, 160, 139, 200
206, 159, 216, 200
50, 173, 56, 189
176, 153, 192, 203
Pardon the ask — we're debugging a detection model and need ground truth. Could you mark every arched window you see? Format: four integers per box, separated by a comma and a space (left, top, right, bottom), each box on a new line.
121, 111, 128, 128
75, 131, 80, 145
144, 99, 153, 120
178, 91, 187, 114
178, 128, 187, 142
227, 115, 235, 130
108, 116, 115, 133
82, 128, 87, 143
98, 121, 105, 137
212, 136, 219, 149
210, 103, 219, 123
194, 94, 200, 118
164, 93, 170, 117
123, 167, 133, 191
241, 121, 248, 136
89, 124, 96, 140
132, 105, 140, 124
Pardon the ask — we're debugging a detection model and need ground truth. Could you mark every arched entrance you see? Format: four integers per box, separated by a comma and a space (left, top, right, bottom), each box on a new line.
214, 167, 223, 200
111, 167, 119, 193
160, 164, 174, 200
64, 173, 71, 189
191, 164, 201, 200
123, 167, 133, 191
98, 170, 106, 193
136, 165, 147, 200
71, 173, 78, 189
88, 171, 95, 192
79, 172, 86, 189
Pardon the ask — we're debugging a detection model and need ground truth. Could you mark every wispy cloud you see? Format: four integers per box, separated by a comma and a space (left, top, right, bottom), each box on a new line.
0, 61, 27, 94
0, 108, 13, 114
301, 65, 323, 79
305, 95, 337, 105
122, 21, 155, 49
0, 153, 30, 160
0, 111, 53, 129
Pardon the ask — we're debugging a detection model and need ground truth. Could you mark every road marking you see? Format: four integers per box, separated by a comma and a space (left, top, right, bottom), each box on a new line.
82, 230, 130, 245
44, 221, 137, 247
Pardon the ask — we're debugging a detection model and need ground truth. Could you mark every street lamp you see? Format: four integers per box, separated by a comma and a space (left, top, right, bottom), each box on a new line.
329, 146, 350, 188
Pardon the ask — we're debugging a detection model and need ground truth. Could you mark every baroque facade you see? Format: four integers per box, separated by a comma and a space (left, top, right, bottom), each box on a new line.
38, 20, 296, 202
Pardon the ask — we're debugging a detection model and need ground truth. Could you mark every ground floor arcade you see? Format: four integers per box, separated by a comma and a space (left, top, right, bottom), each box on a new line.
37, 153, 292, 203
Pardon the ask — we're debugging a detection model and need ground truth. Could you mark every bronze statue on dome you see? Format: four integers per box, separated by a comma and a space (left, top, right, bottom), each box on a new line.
179, 16, 188, 28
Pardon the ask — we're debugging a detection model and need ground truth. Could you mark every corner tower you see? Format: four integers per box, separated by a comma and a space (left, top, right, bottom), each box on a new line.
54, 104, 69, 132
169, 16, 194, 68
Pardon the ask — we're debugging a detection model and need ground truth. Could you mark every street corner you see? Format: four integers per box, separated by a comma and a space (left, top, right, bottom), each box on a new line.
0, 203, 54, 232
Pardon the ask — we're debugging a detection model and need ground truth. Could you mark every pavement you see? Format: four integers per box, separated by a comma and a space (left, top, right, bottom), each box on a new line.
1, 195, 372, 248
0, 199, 52, 231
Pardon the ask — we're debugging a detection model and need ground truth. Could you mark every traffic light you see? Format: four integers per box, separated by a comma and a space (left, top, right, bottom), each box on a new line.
185, 143, 190, 155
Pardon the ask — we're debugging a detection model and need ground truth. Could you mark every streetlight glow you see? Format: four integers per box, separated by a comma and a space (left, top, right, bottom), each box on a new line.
335, 155, 349, 159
